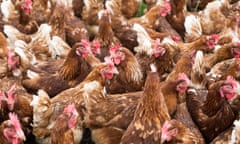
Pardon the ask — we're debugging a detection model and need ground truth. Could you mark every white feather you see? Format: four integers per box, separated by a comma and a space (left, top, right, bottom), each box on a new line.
30, 95, 39, 107
156, 0, 164, 5
14, 40, 29, 63
26, 70, 39, 79
1, 0, 16, 21
83, 0, 90, 10
229, 120, 240, 144
98, 9, 105, 20
193, 50, 204, 74
162, 37, 177, 48
3, 25, 21, 42
184, 15, 202, 38
213, 45, 221, 53
49, 36, 71, 58
133, 23, 153, 56
105, 0, 114, 15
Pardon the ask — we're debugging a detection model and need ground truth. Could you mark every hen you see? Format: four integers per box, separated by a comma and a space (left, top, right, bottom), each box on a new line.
50, 103, 80, 144
1, 0, 38, 34
106, 45, 144, 94
198, 0, 230, 35
160, 73, 191, 116
22, 40, 100, 97
129, 1, 171, 30
83, 91, 142, 144
172, 102, 205, 144
203, 42, 239, 71
31, 58, 118, 143
0, 77, 33, 138
120, 64, 170, 144
12, 24, 53, 65
187, 75, 237, 142
133, 24, 180, 80
0, 113, 26, 144
160, 119, 203, 144
94, 9, 120, 61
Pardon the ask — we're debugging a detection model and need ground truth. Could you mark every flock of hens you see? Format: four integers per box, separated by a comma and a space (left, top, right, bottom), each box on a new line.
0, 0, 240, 143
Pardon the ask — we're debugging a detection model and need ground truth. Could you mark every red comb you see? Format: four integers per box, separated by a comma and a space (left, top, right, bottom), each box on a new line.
177, 73, 189, 81
211, 34, 219, 41
110, 44, 121, 55
9, 113, 21, 132
206, 34, 219, 49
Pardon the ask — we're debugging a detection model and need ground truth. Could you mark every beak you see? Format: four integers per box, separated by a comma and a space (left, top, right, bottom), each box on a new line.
16, 130, 26, 141
112, 67, 119, 74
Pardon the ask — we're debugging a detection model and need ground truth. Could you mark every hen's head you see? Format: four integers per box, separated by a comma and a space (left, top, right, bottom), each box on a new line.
7, 49, 20, 71
6, 84, 16, 111
159, 1, 171, 17
91, 40, 101, 56
161, 120, 178, 143
100, 56, 119, 80
176, 73, 191, 93
21, 0, 32, 14
153, 38, 166, 58
63, 103, 79, 129
75, 39, 92, 58
109, 45, 126, 65
206, 34, 219, 49
219, 76, 239, 100
3, 113, 26, 144
231, 42, 240, 58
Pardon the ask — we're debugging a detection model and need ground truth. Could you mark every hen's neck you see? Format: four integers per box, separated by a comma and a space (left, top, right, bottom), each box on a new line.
135, 72, 170, 119
97, 22, 114, 46
118, 56, 143, 85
